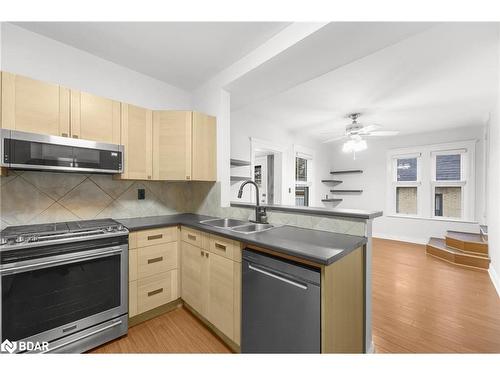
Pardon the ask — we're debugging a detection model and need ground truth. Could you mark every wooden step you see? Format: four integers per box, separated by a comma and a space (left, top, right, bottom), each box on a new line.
445, 230, 488, 255
426, 238, 490, 270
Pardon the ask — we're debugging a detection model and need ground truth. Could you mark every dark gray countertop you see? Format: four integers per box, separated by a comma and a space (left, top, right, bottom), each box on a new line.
230, 201, 383, 220
117, 213, 367, 265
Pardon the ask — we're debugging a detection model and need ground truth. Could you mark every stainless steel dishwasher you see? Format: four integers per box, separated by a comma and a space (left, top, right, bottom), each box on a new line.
242, 249, 321, 353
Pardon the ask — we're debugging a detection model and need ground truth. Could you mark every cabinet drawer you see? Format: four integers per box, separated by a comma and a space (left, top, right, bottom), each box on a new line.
209, 234, 237, 261
136, 226, 177, 248
137, 242, 178, 279
137, 270, 178, 314
129, 248, 138, 282
129, 280, 138, 318
181, 227, 209, 249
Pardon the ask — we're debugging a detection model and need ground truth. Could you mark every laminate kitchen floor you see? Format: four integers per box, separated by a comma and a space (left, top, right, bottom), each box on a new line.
91, 238, 500, 353
90, 306, 232, 353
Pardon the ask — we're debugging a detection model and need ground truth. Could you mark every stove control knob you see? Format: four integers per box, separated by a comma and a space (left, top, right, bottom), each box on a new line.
15, 235, 25, 243
0, 237, 7, 245
106, 226, 115, 232
117, 224, 124, 231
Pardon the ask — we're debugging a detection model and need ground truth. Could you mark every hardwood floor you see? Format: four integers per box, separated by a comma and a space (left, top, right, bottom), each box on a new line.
91, 237, 500, 353
372, 238, 500, 353
90, 307, 231, 353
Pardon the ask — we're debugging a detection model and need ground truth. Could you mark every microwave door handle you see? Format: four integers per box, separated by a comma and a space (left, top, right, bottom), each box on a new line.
0, 247, 123, 275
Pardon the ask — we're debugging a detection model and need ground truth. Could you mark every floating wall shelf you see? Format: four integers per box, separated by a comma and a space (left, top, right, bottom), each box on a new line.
230, 158, 251, 167
330, 169, 363, 174
321, 179, 343, 184
321, 198, 343, 203
330, 189, 363, 193
230, 176, 249, 182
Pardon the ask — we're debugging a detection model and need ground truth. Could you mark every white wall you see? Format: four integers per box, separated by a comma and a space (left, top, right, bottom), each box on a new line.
230, 109, 331, 207
486, 27, 500, 295
328, 126, 485, 244
0, 23, 192, 110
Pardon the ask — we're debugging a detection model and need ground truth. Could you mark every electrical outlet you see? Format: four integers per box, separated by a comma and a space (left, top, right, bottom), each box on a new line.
138, 188, 145, 200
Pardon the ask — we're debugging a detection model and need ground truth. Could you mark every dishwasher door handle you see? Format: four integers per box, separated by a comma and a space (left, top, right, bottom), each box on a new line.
248, 264, 308, 290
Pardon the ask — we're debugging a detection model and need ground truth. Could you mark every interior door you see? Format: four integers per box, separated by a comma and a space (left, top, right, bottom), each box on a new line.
152, 110, 192, 180
120, 103, 152, 180
1, 72, 70, 137
207, 252, 234, 340
180, 241, 204, 314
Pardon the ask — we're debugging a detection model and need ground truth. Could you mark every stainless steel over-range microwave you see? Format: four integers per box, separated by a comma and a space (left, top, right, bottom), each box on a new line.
0, 129, 124, 174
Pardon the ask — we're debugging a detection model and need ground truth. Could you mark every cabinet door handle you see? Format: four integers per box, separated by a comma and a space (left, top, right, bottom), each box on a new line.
201, 250, 204, 256
188, 234, 196, 241
148, 288, 163, 297
186, 176, 191, 180
215, 243, 226, 251
147, 234, 163, 240
61, 133, 68, 137
206, 252, 209, 258
72, 134, 79, 139
147, 256, 163, 264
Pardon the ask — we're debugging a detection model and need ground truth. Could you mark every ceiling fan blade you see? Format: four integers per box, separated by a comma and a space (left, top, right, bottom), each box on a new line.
357, 124, 381, 134
322, 135, 347, 143
363, 130, 400, 137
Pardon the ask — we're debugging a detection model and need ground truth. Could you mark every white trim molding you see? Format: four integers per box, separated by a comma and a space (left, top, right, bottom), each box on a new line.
386, 139, 477, 222
489, 266, 500, 299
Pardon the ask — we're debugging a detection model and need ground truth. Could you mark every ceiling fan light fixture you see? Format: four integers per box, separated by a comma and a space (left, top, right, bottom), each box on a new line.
342, 138, 367, 153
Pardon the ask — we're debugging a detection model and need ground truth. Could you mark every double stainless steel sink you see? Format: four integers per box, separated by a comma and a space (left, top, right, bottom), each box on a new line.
199, 218, 275, 234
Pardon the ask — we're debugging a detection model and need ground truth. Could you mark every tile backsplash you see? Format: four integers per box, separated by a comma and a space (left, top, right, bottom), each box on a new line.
0, 170, 194, 229
1, 172, 366, 237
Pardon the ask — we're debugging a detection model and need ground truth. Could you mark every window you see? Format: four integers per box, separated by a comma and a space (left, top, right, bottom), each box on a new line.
387, 141, 475, 221
392, 154, 420, 216
296, 157, 308, 182
432, 151, 465, 219
294, 152, 313, 207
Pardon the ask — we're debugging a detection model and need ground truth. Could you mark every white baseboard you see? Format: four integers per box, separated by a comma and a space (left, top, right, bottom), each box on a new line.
373, 232, 427, 245
488, 265, 500, 298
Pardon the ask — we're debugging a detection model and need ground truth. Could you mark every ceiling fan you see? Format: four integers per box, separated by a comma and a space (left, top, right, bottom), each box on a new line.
322, 113, 399, 144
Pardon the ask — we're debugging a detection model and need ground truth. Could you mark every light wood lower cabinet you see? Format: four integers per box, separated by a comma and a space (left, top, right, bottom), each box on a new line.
180, 226, 241, 344
129, 227, 180, 318
137, 270, 179, 314
207, 252, 235, 339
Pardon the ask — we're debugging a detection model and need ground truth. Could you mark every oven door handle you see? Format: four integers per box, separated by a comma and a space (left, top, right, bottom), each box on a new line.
0, 247, 123, 275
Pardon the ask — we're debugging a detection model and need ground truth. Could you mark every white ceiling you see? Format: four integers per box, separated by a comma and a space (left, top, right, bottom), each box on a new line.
231, 23, 499, 139
13, 22, 290, 90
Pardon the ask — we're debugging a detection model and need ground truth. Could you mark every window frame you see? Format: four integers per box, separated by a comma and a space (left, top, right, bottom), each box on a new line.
386, 140, 476, 222
390, 152, 422, 217
430, 149, 468, 220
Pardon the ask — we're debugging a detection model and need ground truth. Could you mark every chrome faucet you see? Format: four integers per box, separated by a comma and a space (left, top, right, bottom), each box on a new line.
237, 180, 268, 224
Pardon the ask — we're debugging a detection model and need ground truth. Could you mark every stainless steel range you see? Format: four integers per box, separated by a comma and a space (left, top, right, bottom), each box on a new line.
0, 218, 129, 353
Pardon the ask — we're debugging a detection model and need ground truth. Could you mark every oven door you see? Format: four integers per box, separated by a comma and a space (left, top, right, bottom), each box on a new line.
0, 240, 128, 349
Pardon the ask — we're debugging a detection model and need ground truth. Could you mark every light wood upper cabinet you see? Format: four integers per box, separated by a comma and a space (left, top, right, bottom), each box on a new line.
119, 103, 152, 180
1, 71, 70, 136
70, 90, 121, 143
153, 110, 192, 180
192, 112, 217, 181
153, 110, 216, 181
